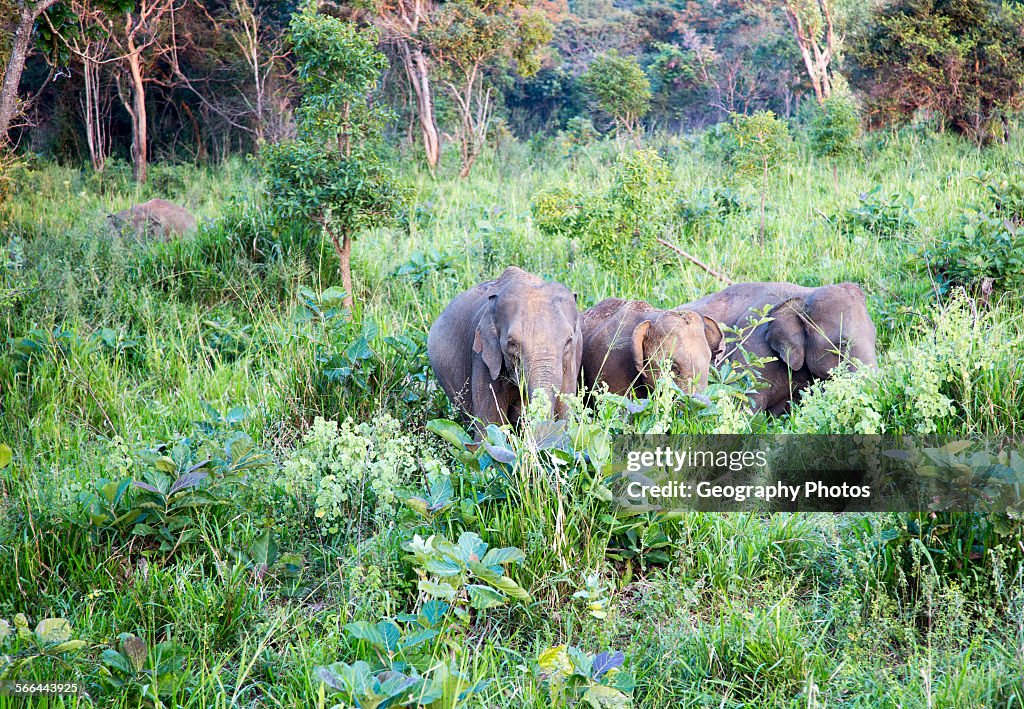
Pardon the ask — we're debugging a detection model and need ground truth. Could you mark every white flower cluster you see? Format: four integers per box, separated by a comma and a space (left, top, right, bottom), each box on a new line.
281, 414, 419, 534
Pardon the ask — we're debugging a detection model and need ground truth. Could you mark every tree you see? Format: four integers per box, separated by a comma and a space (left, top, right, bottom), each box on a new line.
852, 0, 1024, 144
370, 0, 441, 172
809, 93, 859, 187
425, 0, 551, 177
723, 110, 792, 242
261, 2, 404, 311
96, 0, 179, 183
581, 49, 650, 143
0, 0, 62, 145
777, 0, 839, 104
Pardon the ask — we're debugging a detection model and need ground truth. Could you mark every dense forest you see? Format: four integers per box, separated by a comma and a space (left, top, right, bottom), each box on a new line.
4, 0, 1024, 174
2, 1, 1024, 707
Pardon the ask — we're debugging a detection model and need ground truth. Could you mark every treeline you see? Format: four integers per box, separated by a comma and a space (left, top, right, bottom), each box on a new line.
3, 0, 1024, 181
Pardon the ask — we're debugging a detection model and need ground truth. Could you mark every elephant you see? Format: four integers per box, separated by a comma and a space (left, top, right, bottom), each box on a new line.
427, 266, 583, 428
109, 198, 197, 239
681, 282, 878, 414
581, 298, 723, 397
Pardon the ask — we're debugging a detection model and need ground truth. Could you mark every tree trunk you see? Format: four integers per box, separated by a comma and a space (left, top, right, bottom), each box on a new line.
400, 41, 440, 172
0, 1, 58, 145
125, 50, 148, 183
324, 220, 355, 310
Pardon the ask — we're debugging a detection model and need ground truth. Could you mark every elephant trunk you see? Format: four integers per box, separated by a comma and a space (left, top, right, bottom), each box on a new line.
523, 357, 563, 419
849, 344, 878, 370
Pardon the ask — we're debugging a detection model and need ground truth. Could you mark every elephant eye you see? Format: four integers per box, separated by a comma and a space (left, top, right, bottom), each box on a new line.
506, 339, 520, 355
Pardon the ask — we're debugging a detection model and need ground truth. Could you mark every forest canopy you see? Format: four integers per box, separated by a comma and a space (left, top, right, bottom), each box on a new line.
4, 0, 1024, 178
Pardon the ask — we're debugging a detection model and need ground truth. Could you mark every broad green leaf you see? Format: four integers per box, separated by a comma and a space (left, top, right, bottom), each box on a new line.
492, 575, 532, 602
399, 628, 438, 651
419, 580, 456, 600
424, 557, 463, 576
0, 444, 11, 470
582, 683, 633, 708
466, 584, 506, 610
51, 639, 88, 653
538, 645, 572, 675
481, 547, 525, 567
34, 617, 72, 643
426, 419, 473, 449
155, 456, 177, 474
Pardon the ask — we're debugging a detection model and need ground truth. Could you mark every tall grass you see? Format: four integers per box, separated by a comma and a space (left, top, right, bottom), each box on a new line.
1, 130, 1023, 706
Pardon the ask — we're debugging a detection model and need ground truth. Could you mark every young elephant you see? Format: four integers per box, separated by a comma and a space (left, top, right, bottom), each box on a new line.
580, 299, 723, 397
681, 282, 878, 414
427, 266, 583, 428
109, 198, 197, 239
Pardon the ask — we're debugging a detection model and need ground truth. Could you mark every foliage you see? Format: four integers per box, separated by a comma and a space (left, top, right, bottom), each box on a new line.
809, 93, 861, 162
722, 110, 793, 181
279, 415, 420, 535
0, 614, 89, 675
424, 0, 552, 176
839, 184, 921, 237
78, 430, 272, 555
647, 42, 706, 123
404, 531, 531, 620
536, 645, 635, 708
722, 110, 792, 239
581, 50, 651, 140
98, 634, 187, 706
916, 171, 1024, 294
532, 149, 672, 274
852, 0, 1024, 144
261, 2, 403, 306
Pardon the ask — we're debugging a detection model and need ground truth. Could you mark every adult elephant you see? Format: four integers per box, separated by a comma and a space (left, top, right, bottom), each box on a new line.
428, 266, 583, 428
681, 282, 878, 414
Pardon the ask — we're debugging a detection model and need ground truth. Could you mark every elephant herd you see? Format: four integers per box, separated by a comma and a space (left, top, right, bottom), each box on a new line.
427, 266, 878, 428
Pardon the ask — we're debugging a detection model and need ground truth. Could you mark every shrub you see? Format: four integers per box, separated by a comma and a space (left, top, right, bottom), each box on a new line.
721, 110, 792, 240
581, 50, 651, 141
809, 94, 861, 165
839, 184, 920, 238
278, 414, 421, 535
531, 149, 672, 275
918, 171, 1024, 294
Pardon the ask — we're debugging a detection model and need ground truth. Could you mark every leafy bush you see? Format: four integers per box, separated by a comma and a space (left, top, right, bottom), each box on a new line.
919, 171, 1024, 294
839, 184, 920, 237
403, 531, 531, 619
78, 430, 272, 555
279, 414, 420, 535
581, 50, 651, 139
721, 110, 792, 239
535, 645, 634, 707
809, 94, 861, 164
532, 149, 673, 274
924, 212, 1024, 294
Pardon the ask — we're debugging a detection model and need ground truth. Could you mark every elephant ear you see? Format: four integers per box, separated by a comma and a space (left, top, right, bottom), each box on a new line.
702, 315, 724, 362
631, 320, 652, 375
766, 298, 807, 371
472, 295, 503, 380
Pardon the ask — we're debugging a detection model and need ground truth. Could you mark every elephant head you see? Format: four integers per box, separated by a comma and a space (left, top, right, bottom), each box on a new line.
472, 271, 582, 419
633, 309, 724, 393
765, 283, 877, 378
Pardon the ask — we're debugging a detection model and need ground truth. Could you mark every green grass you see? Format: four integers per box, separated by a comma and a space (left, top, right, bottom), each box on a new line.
1, 129, 1024, 707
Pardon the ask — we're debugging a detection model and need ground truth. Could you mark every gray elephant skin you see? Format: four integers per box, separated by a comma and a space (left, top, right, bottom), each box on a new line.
427, 266, 583, 427
681, 282, 877, 413
109, 198, 197, 239
581, 299, 723, 397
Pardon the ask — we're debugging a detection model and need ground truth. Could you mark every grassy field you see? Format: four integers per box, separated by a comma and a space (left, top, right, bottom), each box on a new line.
1, 128, 1023, 707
